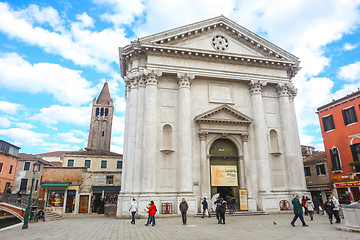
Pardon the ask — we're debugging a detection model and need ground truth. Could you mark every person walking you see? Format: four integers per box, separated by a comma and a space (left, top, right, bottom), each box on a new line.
214, 197, 221, 222
179, 198, 188, 225
201, 197, 210, 218
151, 201, 157, 225
129, 198, 138, 224
324, 198, 335, 224
301, 196, 308, 215
305, 199, 315, 221
330, 195, 341, 223
145, 202, 156, 226
290, 195, 308, 227
219, 198, 227, 224
312, 196, 320, 214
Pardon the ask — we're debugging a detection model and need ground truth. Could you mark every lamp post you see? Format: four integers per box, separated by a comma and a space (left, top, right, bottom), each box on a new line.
22, 161, 40, 229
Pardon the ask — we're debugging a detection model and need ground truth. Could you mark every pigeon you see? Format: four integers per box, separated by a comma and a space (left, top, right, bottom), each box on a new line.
273, 221, 277, 225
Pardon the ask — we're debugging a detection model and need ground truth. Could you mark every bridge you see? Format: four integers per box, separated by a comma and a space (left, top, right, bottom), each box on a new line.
0, 193, 36, 222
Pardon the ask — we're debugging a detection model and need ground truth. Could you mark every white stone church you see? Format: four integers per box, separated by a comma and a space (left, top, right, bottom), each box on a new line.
117, 16, 307, 216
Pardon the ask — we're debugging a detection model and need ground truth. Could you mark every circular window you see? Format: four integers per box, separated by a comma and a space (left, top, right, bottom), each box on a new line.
212, 35, 229, 51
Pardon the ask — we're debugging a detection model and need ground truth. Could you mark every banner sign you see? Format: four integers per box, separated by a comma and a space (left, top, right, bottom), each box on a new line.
211, 165, 238, 186
239, 189, 248, 211
334, 181, 360, 188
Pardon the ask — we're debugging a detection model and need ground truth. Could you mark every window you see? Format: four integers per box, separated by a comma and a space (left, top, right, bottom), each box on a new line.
20, 179, 28, 191
47, 190, 65, 207
342, 106, 357, 125
316, 164, 326, 175
350, 143, 360, 172
0, 162, 3, 172
322, 115, 335, 132
304, 167, 311, 177
105, 108, 108, 117
35, 179, 39, 191
117, 161, 122, 169
96, 108, 100, 116
67, 159, 74, 167
106, 175, 114, 184
9, 165, 13, 174
84, 160, 91, 168
24, 162, 30, 171
101, 160, 107, 169
330, 148, 342, 171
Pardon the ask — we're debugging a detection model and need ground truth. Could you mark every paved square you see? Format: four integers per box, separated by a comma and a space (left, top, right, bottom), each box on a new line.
1, 213, 358, 240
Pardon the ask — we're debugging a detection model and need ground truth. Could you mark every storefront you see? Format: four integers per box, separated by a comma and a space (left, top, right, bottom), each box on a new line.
308, 186, 332, 208
42, 183, 80, 215
334, 181, 360, 204
91, 186, 120, 215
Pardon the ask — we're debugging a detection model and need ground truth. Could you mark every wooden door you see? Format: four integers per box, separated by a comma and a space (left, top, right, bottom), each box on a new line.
79, 195, 89, 213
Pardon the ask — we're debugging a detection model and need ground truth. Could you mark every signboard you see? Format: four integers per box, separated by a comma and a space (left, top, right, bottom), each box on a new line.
211, 165, 238, 186
334, 181, 360, 188
239, 189, 248, 211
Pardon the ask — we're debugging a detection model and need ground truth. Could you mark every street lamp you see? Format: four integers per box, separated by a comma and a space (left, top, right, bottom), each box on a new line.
22, 161, 40, 229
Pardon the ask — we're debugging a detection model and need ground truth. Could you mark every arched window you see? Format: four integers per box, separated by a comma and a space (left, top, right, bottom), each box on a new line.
105, 108, 109, 117
100, 108, 104, 116
270, 129, 280, 153
161, 124, 173, 153
102, 131, 105, 137
96, 108, 99, 116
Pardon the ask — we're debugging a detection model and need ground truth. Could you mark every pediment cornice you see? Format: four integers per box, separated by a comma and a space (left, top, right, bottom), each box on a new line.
194, 104, 253, 125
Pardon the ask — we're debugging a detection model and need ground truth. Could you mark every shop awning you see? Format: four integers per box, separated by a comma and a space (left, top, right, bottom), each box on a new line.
42, 183, 69, 189
92, 186, 121, 194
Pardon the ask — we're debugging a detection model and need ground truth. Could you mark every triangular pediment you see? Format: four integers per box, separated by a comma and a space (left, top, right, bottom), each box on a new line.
194, 105, 253, 125
138, 16, 298, 62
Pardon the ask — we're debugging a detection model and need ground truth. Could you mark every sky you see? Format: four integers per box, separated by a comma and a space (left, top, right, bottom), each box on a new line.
0, 0, 359, 155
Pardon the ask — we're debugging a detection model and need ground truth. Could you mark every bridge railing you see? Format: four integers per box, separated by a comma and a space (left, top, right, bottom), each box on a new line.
0, 193, 38, 210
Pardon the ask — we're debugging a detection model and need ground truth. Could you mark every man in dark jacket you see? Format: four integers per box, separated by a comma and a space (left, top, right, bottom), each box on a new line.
290, 195, 308, 227
179, 198, 188, 225
201, 197, 210, 218
219, 198, 227, 224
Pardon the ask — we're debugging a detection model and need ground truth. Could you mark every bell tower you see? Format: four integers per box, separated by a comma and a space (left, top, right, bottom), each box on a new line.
86, 81, 114, 151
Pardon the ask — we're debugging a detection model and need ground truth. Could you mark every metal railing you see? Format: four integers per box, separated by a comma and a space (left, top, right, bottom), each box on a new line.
0, 193, 38, 210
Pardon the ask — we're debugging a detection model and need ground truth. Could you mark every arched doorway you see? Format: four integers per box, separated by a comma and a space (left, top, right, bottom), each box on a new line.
210, 138, 240, 206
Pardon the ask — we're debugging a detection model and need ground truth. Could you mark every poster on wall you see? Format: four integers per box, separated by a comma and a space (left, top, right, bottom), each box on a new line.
239, 189, 248, 211
211, 165, 238, 186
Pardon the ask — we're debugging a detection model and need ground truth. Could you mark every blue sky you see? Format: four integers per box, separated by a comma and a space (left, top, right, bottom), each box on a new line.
0, 0, 359, 154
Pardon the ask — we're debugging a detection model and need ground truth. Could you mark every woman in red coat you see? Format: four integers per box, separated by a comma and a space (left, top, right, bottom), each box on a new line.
145, 202, 156, 226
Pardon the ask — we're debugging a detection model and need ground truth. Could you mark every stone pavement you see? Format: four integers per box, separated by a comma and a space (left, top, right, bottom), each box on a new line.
1, 213, 358, 240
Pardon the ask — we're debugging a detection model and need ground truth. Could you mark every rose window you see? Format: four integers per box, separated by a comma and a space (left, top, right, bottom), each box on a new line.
212, 35, 229, 51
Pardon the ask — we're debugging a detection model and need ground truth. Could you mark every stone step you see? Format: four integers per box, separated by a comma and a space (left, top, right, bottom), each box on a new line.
196, 210, 267, 217
44, 211, 64, 221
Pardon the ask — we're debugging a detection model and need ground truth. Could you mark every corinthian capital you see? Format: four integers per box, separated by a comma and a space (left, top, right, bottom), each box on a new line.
177, 72, 195, 88
249, 80, 267, 94
143, 69, 162, 85
276, 83, 297, 98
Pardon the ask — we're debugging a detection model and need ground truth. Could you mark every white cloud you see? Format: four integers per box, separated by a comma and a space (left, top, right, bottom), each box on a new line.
0, 53, 96, 106
0, 116, 11, 128
76, 12, 94, 28
57, 132, 86, 144
0, 128, 48, 147
31, 105, 91, 126
15, 122, 36, 129
112, 115, 125, 134
93, 0, 146, 27
0, 2, 129, 72
40, 142, 72, 152
0, 101, 22, 114
110, 144, 123, 154
113, 96, 126, 113
112, 136, 124, 146
343, 42, 358, 51
338, 61, 360, 81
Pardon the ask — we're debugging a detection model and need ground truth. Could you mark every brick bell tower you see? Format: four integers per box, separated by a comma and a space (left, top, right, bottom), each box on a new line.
86, 81, 114, 151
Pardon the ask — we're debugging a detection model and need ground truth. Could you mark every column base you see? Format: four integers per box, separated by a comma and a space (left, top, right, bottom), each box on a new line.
116, 192, 197, 218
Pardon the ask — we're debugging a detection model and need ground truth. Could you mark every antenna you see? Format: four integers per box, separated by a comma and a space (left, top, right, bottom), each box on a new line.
327, 73, 334, 101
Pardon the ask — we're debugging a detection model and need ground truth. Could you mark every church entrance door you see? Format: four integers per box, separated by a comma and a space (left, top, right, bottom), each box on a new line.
210, 138, 240, 207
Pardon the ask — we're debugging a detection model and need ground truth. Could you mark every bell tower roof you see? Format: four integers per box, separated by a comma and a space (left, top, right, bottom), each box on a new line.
97, 81, 112, 105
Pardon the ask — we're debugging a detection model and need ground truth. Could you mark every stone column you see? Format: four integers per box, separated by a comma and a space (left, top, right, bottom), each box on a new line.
120, 77, 132, 193
177, 73, 195, 193
249, 80, 272, 193
241, 134, 254, 197
199, 131, 210, 199
141, 69, 162, 193
276, 83, 306, 191
239, 155, 245, 189
133, 71, 146, 193
124, 73, 138, 192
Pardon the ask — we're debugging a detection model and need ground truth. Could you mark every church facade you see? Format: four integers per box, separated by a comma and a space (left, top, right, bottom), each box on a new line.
117, 16, 307, 216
